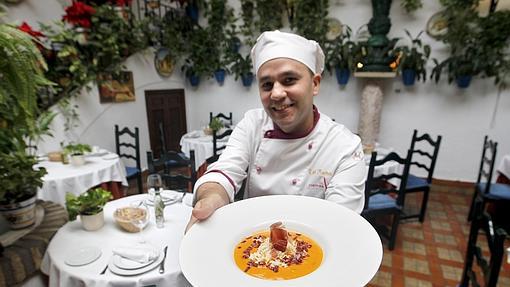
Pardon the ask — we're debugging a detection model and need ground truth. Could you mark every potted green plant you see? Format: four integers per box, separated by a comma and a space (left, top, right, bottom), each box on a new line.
0, 24, 53, 229
65, 187, 112, 231
395, 30, 431, 86
230, 53, 254, 87
324, 25, 358, 86
204, 116, 224, 135
64, 143, 92, 166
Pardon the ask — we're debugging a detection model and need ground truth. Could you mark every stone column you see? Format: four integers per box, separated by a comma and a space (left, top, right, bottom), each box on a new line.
358, 81, 383, 153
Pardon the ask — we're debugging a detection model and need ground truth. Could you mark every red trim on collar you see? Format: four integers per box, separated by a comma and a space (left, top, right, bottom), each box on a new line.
264, 106, 320, 139
205, 169, 237, 192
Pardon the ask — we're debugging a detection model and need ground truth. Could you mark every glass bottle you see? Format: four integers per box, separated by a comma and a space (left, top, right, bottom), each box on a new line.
154, 189, 165, 228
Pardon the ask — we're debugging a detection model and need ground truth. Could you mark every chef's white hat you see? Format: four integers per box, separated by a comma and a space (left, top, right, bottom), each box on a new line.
251, 30, 325, 75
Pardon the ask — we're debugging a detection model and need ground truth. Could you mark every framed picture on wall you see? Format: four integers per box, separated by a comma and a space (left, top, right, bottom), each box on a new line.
98, 71, 136, 103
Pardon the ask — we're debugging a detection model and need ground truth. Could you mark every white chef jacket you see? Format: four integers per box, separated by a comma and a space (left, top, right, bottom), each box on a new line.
193, 107, 366, 213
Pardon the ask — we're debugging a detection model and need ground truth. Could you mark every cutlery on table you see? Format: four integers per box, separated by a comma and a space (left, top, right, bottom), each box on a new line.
100, 264, 108, 275
159, 246, 168, 274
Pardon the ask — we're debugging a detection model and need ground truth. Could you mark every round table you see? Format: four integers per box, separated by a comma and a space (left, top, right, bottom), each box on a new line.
36, 153, 128, 206
180, 130, 228, 169
41, 192, 193, 287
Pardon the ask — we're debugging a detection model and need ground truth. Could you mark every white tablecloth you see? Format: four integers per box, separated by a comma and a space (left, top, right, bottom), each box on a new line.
497, 154, 510, 179
180, 130, 228, 169
41, 192, 193, 287
36, 154, 128, 206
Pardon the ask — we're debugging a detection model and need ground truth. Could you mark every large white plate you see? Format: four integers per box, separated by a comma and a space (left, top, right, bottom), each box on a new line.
108, 249, 164, 276
179, 195, 382, 287
65, 246, 102, 266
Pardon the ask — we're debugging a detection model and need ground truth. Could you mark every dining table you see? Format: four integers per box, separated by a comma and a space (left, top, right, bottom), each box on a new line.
496, 154, 510, 184
35, 150, 128, 206
180, 129, 229, 169
41, 192, 194, 287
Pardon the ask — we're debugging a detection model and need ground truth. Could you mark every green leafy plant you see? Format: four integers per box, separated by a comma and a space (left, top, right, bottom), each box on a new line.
395, 30, 431, 81
65, 187, 112, 220
63, 143, 92, 156
0, 24, 52, 204
230, 53, 253, 80
400, 0, 423, 13
324, 25, 358, 72
208, 117, 224, 132
292, 0, 329, 46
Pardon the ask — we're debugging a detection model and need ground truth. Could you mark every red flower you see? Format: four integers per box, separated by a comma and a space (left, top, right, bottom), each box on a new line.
18, 22, 45, 39
63, 1, 96, 28
110, 0, 132, 6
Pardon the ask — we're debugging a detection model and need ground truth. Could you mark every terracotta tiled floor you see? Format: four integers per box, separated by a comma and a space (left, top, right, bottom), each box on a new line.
367, 183, 510, 287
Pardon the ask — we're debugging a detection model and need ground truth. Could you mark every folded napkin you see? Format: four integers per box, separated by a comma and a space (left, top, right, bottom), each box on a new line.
112, 246, 158, 263
184, 130, 201, 138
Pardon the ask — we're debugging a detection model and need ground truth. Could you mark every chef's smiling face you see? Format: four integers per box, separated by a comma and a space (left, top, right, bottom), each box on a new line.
257, 58, 321, 134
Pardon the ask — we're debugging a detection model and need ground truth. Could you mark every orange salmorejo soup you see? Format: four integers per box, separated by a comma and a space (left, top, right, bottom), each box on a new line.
233, 230, 323, 280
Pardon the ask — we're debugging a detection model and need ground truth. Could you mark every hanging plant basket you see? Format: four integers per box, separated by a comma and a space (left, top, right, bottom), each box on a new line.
456, 75, 472, 89
188, 74, 200, 87
214, 69, 226, 86
335, 67, 350, 86
402, 69, 416, 86
186, 4, 199, 22
241, 73, 254, 87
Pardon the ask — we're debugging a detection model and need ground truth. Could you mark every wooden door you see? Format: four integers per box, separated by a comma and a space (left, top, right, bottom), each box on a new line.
145, 89, 187, 157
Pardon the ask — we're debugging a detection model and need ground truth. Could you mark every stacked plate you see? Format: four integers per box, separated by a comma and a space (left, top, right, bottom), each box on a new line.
145, 190, 183, 206
108, 247, 164, 276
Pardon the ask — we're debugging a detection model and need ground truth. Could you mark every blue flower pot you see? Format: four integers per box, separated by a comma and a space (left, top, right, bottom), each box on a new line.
230, 37, 241, 53
402, 69, 416, 86
456, 75, 472, 88
185, 4, 199, 22
214, 69, 226, 86
188, 74, 200, 87
241, 73, 254, 87
335, 67, 350, 85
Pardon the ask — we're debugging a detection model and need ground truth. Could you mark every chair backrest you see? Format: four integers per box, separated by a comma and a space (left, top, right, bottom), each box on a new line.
115, 125, 141, 170
212, 128, 233, 157
364, 151, 412, 211
476, 136, 498, 194
146, 150, 196, 191
210, 112, 233, 126
408, 129, 442, 183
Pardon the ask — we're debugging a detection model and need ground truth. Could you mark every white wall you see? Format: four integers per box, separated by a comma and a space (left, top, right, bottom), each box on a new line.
8, 0, 510, 182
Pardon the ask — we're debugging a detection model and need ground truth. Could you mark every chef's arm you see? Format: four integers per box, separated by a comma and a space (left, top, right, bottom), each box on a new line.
185, 182, 230, 233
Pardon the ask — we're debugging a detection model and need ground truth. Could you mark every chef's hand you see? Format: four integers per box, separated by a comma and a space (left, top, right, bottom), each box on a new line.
185, 182, 230, 233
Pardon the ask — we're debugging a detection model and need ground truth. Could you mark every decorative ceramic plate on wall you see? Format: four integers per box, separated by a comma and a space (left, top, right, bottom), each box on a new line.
426, 11, 448, 39
154, 47, 175, 77
326, 18, 343, 40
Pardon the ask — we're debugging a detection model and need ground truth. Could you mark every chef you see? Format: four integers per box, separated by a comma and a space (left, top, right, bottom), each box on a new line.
186, 30, 366, 231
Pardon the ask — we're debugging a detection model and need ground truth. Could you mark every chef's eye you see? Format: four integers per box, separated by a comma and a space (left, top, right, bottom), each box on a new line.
261, 81, 273, 91
283, 77, 297, 85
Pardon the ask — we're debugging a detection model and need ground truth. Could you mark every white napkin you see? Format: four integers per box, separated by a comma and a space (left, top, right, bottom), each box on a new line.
112, 246, 158, 263
185, 131, 201, 138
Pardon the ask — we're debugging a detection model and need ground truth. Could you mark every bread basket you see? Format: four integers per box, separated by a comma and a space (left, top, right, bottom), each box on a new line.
113, 207, 148, 233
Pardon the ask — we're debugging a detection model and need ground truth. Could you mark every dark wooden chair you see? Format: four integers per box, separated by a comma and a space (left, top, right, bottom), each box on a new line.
401, 129, 442, 222
362, 150, 412, 250
467, 136, 510, 222
115, 125, 142, 194
459, 199, 509, 287
147, 150, 196, 193
209, 112, 233, 126
212, 128, 233, 157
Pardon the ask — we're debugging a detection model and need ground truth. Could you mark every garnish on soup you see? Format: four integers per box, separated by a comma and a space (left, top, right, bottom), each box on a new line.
233, 222, 323, 280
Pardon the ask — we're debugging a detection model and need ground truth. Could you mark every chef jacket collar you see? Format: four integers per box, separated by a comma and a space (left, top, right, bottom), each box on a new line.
264, 106, 320, 139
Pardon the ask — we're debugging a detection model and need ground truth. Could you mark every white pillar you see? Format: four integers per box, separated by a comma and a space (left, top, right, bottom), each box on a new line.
358, 82, 383, 153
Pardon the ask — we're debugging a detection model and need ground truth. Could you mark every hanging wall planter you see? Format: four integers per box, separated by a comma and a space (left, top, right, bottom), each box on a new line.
456, 75, 472, 88
186, 4, 199, 22
335, 67, 350, 86
241, 73, 254, 87
188, 74, 201, 87
402, 69, 416, 86
214, 69, 226, 86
